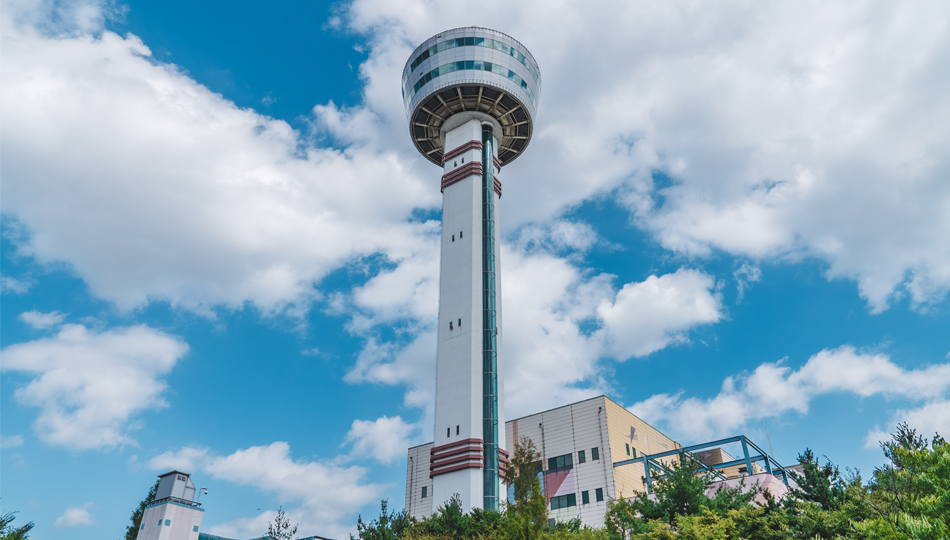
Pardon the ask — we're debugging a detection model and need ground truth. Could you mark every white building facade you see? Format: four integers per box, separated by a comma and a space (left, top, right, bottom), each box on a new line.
401, 27, 541, 513
405, 396, 682, 527
136, 471, 204, 540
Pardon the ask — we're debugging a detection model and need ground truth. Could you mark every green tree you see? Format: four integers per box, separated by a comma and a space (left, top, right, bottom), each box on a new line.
853, 427, 950, 539
787, 448, 847, 511
124, 479, 160, 540
502, 436, 548, 540
0, 511, 34, 540
352, 499, 411, 540
268, 506, 298, 540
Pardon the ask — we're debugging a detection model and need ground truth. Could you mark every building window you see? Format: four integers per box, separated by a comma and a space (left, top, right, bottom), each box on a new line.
141, 524, 145, 530
452, 234, 455, 242
422, 486, 428, 498
581, 490, 590, 504
592, 447, 599, 460
626, 443, 630, 456
165, 520, 171, 526
632, 448, 637, 458
578, 450, 586, 464
596, 488, 604, 502
460, 231, 463, 238
547, 453, 573, 472
458, 318, 461, 326
550, 494, 576, 509
193, 526, 199, 532
447, 428, 450, 437
456, 425, 459, 435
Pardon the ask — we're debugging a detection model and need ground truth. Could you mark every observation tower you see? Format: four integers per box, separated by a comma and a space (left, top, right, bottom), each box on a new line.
401, 27, 541, 512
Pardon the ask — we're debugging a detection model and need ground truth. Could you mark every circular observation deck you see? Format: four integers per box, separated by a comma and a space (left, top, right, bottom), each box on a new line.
402, 27, 541, 167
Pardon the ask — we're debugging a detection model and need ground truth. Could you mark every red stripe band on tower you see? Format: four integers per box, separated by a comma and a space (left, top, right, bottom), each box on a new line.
493, 177, 502, 198
430, 438, 485, 478
493, 156, 502, 172
442, 140, 483, 164
441, 162, 483, 192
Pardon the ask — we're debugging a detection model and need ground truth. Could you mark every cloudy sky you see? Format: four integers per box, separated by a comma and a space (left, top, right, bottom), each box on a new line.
2, 0, 949, 538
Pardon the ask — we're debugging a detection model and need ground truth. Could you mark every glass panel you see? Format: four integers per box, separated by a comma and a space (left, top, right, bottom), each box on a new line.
578, 450, 586, 463
465, 37, 475, 46
592, 447, 599, 460
596, 488, 604, 502
567, 494, 576, 506
582, 491, 589, 504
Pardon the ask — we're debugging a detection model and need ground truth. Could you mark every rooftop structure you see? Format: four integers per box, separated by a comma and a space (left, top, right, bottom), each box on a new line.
136, 471, 204, 540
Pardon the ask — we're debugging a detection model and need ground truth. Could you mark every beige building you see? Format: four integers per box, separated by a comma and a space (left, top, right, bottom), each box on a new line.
405, 395, 682, 527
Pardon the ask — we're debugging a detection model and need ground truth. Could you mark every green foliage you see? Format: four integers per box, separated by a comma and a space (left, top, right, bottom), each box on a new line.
787, 448, 848, 511
853, 425, 950, 540
376, 425, 949, 540
353, 500, 413, 540
502, 436, 548, 540
125, 479, 160, 540
604, 451, 760, 538
1, 511, 34, 540
268, 506, 299, 540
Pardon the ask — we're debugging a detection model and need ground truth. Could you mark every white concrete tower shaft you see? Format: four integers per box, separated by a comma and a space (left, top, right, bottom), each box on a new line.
400, 26, 540, 514
430, 117, 507, 511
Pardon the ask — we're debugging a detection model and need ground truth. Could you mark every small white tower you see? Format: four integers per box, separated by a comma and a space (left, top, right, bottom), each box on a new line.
401, 27, 541, 513
136, 471, 204, 540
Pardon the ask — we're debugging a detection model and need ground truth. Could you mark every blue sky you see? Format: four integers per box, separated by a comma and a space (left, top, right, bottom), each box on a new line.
2, 0, 949, 538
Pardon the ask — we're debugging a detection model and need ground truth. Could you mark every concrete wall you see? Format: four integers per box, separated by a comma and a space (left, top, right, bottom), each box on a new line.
406, 443, 434, 519
136, 501, 203, 540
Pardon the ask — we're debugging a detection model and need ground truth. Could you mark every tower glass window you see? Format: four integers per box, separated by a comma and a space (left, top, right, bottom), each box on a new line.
592, 447, 599, 460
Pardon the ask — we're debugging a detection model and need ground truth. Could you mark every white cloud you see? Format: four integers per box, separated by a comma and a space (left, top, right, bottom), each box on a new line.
1, 435, 25, 448
0, 274, 31, 294
864, 399, 950, 448
5, 0, 947, 320
1, 3, 436, 315
1, 324, 189, 450
630, 345, 950, 442
734, 263, 762, 303
54, 504, 95, 527
339, 0, 950, 313
598, 268, 722, 359
343, 416, 419, 464
18, 310, 65, 329
150, 442, 383, 539
345, 239, 723, 422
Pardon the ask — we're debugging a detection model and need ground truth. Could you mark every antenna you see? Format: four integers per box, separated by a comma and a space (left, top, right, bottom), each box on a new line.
762, 421, 775, 457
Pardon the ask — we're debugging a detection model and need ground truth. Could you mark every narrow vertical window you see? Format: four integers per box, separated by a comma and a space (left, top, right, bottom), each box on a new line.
422, 486, 428, 498
592, 447, 599, 460
452, 234, 455, 242
458, 318, 461, 326
460, 231, 463, 238
456, 425, 459, 435
578, 450, 586, 463
447, 428, 450, 437
626, 443, 630, 456
581, 490, 590, 504
596, 488, 604, 502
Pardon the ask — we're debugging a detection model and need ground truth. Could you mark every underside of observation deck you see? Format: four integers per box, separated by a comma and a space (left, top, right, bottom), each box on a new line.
409, 83, 533, 167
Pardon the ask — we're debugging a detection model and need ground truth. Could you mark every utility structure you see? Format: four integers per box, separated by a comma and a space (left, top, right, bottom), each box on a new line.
402, 27, 541, 512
